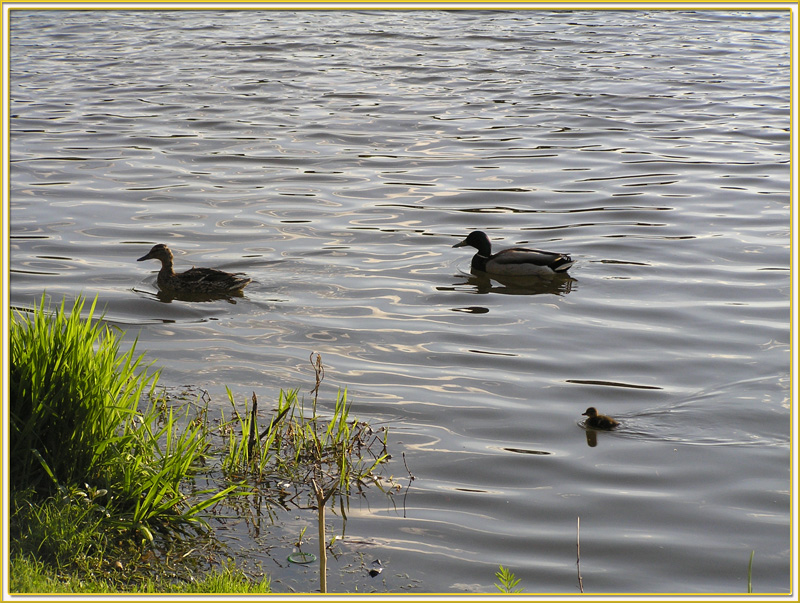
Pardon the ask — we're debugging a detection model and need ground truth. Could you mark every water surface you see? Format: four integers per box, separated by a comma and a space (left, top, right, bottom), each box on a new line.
9, 9, 791, 594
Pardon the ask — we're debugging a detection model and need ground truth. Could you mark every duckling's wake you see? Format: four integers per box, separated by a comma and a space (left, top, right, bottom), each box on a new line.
608, 376, 787, 448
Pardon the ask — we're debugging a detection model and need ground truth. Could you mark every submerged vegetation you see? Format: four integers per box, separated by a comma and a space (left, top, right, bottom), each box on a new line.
9, 294, 395, 594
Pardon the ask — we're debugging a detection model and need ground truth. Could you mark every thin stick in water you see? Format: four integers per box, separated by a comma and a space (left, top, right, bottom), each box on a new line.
577, 516, 584, 593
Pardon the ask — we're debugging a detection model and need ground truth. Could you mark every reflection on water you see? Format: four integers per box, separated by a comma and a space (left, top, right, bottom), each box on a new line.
447, 270, 577, 297
8, 9, 790, 594
135, 282, 248, 305
503, 447, 552, 456
567, 378, 662, 390
583, 430, 602, 448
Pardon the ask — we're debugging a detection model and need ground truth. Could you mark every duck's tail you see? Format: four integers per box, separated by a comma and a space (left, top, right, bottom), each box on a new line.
228, 276, 252, 292
552, 255, 574, 273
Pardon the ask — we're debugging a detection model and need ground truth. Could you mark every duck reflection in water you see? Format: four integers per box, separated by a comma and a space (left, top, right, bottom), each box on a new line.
581, 407, 619, 448
151, 288, 246, 304
456, 271, 576, 296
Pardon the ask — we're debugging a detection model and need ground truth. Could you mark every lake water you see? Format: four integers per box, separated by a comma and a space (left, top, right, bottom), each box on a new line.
8, 8, 793, 595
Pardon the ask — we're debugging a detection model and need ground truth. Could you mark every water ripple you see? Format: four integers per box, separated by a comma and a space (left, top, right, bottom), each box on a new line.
9, 9, 790, 594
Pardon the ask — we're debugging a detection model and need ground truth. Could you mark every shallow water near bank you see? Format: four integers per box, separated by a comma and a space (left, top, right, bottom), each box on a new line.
9, 9, 791, 594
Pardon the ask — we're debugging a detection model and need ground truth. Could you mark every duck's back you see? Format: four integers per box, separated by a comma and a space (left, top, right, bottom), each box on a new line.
482, 247, 574, 275
161, 266, 251, 292
586, 415, 619, 430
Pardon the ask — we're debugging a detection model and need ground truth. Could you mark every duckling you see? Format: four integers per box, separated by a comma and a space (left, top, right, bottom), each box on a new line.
452, 230, 573, 276
137, 243, 251, 296
582, 407, 619, 430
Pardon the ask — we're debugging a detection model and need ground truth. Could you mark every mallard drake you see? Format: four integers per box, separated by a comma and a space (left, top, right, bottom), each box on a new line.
452, 230, 573, 276
582, 407, 619, 430
137, 243, 251, 295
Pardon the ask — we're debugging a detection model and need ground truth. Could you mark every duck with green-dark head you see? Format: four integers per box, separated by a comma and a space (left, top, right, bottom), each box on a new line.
452, 231, 573, 276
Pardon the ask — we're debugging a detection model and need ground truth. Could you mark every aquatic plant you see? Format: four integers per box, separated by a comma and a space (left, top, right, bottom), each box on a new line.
494, 565, 523, 593
221, 353, 395, 593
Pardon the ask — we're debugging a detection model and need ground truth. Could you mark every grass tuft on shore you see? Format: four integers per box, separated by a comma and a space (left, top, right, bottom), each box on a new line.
11, 555, 270, 594
10, 294, 247, 590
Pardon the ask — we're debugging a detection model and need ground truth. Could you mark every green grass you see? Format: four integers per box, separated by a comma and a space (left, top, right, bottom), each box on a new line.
10, 556, 270, 594
10, 295, 240, 539
9, 294, 248, 592
10, 295, 157, 493
9, 294, 397, 594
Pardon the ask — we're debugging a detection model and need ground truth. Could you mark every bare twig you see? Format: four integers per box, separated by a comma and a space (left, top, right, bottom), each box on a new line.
310, 352, 324, 401
312, 479, 327, 594
401, 452, 415, 518
577, 516, 584, 593
402, 452, 415, 481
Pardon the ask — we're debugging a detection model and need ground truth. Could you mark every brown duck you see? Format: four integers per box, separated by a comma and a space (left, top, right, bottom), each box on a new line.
582, 407, 619, 430
137, 243, 251, 296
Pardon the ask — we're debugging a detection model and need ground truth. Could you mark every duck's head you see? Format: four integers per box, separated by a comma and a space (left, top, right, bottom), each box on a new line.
453, 230, 492, 254
582, 407, 599, 418
137, 243, 173, 264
